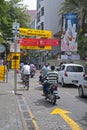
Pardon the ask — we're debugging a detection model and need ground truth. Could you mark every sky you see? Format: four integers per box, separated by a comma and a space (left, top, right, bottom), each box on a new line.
22, 0, 37, 10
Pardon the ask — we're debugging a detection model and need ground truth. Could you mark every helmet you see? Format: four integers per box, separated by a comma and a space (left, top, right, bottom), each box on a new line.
24, 61, 27, 65
51, 65, 55, 70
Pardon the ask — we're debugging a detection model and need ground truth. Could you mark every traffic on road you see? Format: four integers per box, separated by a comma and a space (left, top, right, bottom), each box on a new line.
16, 65, 87, 130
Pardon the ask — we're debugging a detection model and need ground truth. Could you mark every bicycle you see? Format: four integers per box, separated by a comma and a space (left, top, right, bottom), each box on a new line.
23, 75, 29, 90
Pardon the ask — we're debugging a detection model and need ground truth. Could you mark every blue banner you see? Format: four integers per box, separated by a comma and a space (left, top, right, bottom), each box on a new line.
61, 13, 78, 51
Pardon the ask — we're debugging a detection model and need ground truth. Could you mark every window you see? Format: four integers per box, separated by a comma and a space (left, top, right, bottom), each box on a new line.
41, 22, 44, 30
67, 66, 73, 72
41, 7, 44, 16
37, 12, 40, 22
75, 66, 83, 72
66, 66, 83, 72
60, 65, 65, 71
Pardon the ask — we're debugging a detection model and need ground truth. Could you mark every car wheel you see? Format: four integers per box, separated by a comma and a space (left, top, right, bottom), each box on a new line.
78, 86, 84, 98
61, 79, 65, 87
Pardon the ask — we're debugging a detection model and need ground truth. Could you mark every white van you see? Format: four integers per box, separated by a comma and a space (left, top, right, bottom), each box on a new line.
58, 63, 85, 87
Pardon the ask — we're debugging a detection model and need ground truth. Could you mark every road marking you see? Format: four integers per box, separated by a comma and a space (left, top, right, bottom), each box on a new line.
29, 110, 40, 130
20, 96, 40, 130
16, 94, 40, 130
51, 108, 83, 130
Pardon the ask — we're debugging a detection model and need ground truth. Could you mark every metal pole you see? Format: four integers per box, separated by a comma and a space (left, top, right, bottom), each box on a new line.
14, 34, 17, 94
12, 20, 20, 95
14, 20, 18, 95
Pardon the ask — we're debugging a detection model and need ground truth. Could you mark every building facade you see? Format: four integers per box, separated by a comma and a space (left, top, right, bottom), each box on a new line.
36, 0, 64, 37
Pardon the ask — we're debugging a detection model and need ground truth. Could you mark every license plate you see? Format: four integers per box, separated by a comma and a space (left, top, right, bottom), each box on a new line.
72, 80, 78, 83
53, 90, 58, 94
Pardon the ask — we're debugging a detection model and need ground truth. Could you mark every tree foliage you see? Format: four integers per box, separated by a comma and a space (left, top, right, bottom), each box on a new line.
59, 0, 87, 34
0, 0, 9, 39
0, 0, 30, 39
78, 35, 87, 59
0, 0, 31, 59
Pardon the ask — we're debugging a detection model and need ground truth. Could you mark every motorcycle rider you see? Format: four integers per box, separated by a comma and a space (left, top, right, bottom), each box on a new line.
42, 65, 59, 96
39, 63, 50, 83
30, 63, 36, 77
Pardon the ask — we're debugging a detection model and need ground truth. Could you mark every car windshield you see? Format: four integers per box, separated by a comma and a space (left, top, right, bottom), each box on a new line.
66, 66, 84, 72
60, 65, 65, 70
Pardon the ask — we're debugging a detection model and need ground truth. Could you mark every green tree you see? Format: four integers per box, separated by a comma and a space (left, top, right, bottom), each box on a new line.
0, 0, 31, 59
5, 0, 30, 38
0, 0, 30, 39
0, 0, 9, 40
59, 0, 87, 35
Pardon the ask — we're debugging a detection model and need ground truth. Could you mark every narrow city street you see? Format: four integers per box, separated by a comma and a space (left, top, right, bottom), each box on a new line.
0, 0, 87, 130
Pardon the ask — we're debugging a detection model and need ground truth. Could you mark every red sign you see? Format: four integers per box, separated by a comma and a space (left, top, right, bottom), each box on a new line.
39, 39, 58, 46
18, 38, 58, 46
18, 38, 39, 46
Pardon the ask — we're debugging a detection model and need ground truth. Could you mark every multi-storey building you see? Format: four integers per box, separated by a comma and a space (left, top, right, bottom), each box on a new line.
36, 0, 64, 37
36, 0, 65, 58
26, 0, 65, 64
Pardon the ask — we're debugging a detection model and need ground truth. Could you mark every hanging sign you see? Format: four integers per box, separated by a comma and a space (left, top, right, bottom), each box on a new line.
19, 28, 52, 38
18, 38, 58, 46
20, 45, 52, 50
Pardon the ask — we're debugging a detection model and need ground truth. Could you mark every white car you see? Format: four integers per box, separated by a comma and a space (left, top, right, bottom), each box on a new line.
58, 63, 85, 87
78, 75, 87, 98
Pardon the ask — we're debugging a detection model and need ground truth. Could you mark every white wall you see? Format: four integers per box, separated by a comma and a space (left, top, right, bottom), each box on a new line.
37, 0, 64, 36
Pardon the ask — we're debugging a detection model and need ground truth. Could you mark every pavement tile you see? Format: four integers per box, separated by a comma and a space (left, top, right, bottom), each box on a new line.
0, 70, 23, 130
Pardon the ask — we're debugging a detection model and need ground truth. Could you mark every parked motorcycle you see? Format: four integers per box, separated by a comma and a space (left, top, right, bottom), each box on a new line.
43, 81, 60, 105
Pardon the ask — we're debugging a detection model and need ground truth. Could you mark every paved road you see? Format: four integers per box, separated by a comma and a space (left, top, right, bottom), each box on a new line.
0, 70, 87, 130
16, 70, 87, 130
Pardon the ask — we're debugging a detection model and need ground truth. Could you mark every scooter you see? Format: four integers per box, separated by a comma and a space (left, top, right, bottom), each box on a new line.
44, 81, 60, 105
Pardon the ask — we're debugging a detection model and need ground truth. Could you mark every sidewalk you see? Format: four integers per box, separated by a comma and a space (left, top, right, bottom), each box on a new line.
0, 70, 23, 130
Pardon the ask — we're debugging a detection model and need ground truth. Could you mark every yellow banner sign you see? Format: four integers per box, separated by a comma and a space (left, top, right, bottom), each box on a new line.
20, 45, 52, 50
11, 53, 20, 69
19, 28, 52, 38
0, 65, 7, 81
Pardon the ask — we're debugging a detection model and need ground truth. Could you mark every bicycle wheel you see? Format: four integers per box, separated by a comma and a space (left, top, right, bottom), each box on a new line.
25, 75, 29, 90
26, 80, 29, 90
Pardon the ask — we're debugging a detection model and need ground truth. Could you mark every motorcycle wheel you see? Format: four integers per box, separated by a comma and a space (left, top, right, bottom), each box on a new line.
51, 95, 56, 105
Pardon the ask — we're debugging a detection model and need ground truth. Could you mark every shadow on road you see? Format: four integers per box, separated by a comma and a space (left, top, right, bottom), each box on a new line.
34, 97, 59, 108
75, 95, 87, 104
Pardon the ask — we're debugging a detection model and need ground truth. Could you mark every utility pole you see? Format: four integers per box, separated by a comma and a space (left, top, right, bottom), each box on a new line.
12, 20, 20, 94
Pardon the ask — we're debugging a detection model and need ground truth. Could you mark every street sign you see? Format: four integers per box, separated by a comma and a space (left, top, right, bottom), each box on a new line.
10, 43, 20, 52
18, 38, 39, 46
19, 28, 52, 38
20, 45, 52, 50
12, 22, 20, 35
18, 38, 58, 46
12, 22, 20, 30
0, 65, 7, 81
39, 39, 58, 46
11, 53, 20, 69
